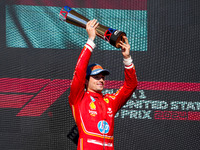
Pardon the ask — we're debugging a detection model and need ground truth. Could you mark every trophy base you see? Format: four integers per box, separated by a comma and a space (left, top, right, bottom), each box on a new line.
110, 31, 126, 48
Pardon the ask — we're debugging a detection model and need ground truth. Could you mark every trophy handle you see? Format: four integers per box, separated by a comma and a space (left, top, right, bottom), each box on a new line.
59, 6, 126, 48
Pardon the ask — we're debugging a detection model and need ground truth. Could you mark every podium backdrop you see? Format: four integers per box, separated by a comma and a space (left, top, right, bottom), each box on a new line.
0, 0, 199, 149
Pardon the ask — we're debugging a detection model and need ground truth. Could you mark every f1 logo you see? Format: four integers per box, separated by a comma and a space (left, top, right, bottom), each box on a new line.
0, 78, 71, 116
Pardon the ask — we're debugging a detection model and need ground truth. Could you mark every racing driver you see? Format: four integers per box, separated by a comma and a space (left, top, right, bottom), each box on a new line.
68, 19, 138, 150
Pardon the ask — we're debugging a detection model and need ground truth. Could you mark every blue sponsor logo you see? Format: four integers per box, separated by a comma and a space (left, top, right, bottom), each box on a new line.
97, 120, 110, 134
90, 96, 96, 102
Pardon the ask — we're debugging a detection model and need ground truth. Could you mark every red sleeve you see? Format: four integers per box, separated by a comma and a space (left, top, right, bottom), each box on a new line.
68, 40, 95, 105
109, 65, 137, 114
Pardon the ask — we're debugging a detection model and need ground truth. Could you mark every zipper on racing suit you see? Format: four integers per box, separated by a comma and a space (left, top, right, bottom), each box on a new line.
97, 97, 106, 150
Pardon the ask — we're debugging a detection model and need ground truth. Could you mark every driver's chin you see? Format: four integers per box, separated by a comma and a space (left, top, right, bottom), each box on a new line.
95, 86, 104, 93
94, 82, 104, 92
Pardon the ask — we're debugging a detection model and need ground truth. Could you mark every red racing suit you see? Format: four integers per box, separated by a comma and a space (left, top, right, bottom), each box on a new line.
68, 39, 137, 150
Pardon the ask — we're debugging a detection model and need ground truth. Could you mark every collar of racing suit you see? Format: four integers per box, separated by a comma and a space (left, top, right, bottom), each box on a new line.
86, 91, 103, 98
